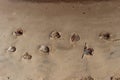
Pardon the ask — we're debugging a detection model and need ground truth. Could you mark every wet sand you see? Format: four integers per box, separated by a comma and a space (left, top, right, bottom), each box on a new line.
0, 0, 120, 80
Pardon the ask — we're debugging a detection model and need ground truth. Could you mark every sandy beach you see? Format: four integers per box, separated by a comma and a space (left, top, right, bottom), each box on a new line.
0, 0, 120, 80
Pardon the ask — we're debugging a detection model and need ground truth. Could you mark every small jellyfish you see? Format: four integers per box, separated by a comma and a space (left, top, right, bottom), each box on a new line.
70, 33, 80, 42
13, 28, 23, 36
49, 31, 61, 39
99, 32, 111, 40
7, 46, 16, 52
39, 45, 50, 54
22, 52, 32, 60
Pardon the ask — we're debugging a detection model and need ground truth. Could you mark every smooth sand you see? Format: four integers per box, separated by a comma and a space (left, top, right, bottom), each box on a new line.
0, 0, 120, 80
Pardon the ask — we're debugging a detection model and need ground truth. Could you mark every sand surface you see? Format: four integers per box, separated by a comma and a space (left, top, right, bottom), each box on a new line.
0, 0, 120, 80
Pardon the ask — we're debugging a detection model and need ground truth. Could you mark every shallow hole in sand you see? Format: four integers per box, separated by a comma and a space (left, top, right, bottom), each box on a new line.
49, 31, 61, 39
22, 52, 32, 60
99, 32, 111, 40
70, 33, 80, 43
82, 12, 86, 14
6, 76, 10, 80
7, 46, 16, 52
13, 28, 23, 36
81, 76, 94, 80
39, 45, 50, 54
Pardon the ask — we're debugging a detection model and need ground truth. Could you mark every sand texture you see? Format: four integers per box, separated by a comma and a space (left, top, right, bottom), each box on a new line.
0, 0, 120, 80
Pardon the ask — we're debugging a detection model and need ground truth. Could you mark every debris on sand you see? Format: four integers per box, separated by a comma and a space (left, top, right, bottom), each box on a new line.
7, 46, 16, 52
39, 45, 50, 54
84, 48, 94, 55
49, 31, 61, 39
22, 52, 32, 60
80, 76, 94, 80
99, 32, 111, 40
82, 43, 94, 59
70, 33, 80, 43
13, 28, 23, 36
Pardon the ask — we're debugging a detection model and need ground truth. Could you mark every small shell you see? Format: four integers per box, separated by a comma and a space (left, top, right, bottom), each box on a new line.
13, 28, 23, 36
49, 31, 61, 39
39, 45, 50, 54
22, 52, 32, 60
99, 32, 111, 40
7, 46, 16, 52
70, 33, 80, 42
